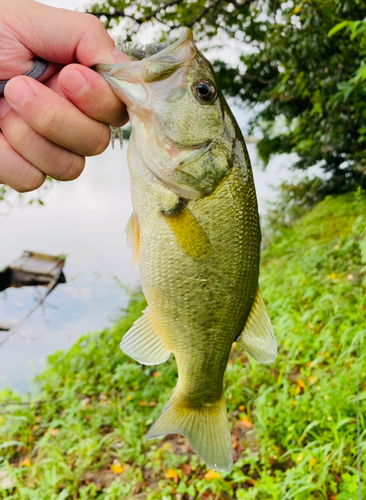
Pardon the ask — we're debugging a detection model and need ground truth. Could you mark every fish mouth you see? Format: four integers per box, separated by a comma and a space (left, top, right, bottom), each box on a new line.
95, 28, 196, 99
95, 29, 208, 200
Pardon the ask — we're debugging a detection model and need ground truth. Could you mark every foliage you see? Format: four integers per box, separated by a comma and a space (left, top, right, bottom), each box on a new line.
87, 0, 366, 195
263, 176, 326, 231
329, 17, 366, 144
0, 180, 50, 213
1, 191, 366, 498
329, 17, 366, 90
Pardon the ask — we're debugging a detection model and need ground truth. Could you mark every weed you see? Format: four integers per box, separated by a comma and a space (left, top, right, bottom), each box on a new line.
1, 192, 366, 499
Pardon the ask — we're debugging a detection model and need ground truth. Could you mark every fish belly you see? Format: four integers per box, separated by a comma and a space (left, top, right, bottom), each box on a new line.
130, 149, 260, 406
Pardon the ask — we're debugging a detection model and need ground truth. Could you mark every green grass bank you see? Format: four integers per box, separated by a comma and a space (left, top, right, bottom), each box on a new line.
1, 191, 366, 500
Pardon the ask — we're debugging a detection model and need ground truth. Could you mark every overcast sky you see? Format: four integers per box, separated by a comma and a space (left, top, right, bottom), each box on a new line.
36, 0, 252, 131
39, 0, 86, 10
37, 0, 249, 66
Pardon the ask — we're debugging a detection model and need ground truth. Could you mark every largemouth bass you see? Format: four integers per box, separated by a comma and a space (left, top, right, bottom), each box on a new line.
96, 29, 277, 472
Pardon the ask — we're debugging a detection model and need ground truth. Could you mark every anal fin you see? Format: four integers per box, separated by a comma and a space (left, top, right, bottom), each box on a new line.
237, 289, 277, 365
125, 212, 140, 269
121, 307, 171, 365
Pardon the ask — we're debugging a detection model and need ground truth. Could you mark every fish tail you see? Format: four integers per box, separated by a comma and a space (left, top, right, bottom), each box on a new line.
146, 389, 233, 472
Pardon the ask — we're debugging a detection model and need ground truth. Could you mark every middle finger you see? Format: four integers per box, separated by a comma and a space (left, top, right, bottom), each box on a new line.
4, 76, 111, 157
1, 108, 86, 181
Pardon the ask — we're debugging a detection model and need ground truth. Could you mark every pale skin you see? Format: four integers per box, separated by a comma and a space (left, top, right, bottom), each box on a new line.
0, 0, 130, 192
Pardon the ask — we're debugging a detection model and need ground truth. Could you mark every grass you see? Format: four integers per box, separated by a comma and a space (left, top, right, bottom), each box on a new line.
1, 190, 366, 499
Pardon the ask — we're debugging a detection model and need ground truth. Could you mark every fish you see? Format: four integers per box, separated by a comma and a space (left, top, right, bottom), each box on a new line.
95, 29, 277, 472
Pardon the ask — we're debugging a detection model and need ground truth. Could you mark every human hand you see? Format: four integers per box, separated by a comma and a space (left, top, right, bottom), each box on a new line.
0, 0, 130, 192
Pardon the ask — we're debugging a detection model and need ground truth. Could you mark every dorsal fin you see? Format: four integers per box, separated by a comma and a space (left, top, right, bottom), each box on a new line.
237, 289, 277, 365
120, 307, 171, 365
125, 212, 140, 269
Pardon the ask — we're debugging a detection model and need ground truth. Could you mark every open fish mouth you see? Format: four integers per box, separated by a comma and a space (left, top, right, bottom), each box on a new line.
95, 29, 196, 103
95, 29, 210, 200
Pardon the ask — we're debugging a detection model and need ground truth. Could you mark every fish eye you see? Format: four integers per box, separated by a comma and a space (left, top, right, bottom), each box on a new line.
194, 79, 216, 102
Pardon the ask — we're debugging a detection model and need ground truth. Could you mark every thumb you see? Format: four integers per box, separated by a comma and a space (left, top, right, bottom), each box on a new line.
7, 0, 123, 66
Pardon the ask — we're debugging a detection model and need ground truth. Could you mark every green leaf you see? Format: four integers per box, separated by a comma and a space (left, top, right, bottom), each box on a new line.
187, 484, 196, 496
328, 20, 350, 37
0, 440, 24, 449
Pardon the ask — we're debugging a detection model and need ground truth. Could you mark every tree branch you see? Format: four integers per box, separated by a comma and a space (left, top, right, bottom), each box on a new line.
229, 0, 256, 7
91, 9, 142, 24
185, 0, 224, 28
89, 0, 256, 27
143, 0, 186, 22
90, 0, 186, 25
242, 73, 277, 85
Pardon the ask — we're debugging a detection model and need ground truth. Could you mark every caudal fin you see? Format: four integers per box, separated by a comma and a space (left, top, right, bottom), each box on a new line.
146, 389, 233, 472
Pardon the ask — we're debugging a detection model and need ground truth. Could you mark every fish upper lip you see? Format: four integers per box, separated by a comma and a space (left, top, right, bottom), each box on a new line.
106, 62, 130, 76
94, 62, 131, 79
95, 28, 196, 80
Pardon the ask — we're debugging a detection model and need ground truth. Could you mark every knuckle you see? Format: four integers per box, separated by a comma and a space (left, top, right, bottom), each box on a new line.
86, 125, 110, 156
57, 153, 85, 181
2, 111, 28, 144
36, 103, 61, 136
84, 13, 105, 33
16, 169, 45, 193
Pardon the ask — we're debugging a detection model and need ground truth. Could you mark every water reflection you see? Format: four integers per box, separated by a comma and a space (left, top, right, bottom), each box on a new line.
0, 145, 139, 391
0, 142, 297, 391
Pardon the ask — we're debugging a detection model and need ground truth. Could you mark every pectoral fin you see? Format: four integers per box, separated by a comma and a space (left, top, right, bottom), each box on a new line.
125, 213, 140, 269
121, 307, 172, 365
164, 203, 211, 260
237, 289, 277, 364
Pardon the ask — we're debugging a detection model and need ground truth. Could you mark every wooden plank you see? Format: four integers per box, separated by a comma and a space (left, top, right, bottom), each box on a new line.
0, 251, 67, 347
0, 251, 66, 289
0, 266, 63, 348
11, 251, 65, 279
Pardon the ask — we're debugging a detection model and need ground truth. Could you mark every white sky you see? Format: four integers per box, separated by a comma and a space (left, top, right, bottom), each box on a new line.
37, 0, 252, 132
37, 0, 249, 68
39, 0, 87, 10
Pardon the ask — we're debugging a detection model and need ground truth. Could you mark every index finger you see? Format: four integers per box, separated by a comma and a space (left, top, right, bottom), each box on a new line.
5, 1, 118, 66
59, 64, 129, 127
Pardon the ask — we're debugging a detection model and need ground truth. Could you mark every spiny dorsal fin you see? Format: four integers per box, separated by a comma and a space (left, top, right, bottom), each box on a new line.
120, 307, 171, 365
125, 212, 140, 269
164, 204, 211, 260
237, 289, 277, 365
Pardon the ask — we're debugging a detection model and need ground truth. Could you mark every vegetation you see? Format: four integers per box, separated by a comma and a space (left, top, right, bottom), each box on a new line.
87, 0, 366, 196
1, 190, 366, 499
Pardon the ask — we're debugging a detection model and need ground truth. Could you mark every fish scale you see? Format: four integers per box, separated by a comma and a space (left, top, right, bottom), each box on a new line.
96, 28, 277, 471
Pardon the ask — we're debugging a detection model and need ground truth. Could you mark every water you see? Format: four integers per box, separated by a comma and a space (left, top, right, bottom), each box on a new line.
0, 0, 308, 392
0, 141, 298, 392
0, 145, 139, 391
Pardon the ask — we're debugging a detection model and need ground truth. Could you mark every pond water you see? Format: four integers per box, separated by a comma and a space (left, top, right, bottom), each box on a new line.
0, 138, 298, 393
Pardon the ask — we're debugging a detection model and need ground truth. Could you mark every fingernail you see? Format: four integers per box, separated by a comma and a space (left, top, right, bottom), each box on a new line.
5, 79, 30, 106
61, 69, 88, 95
